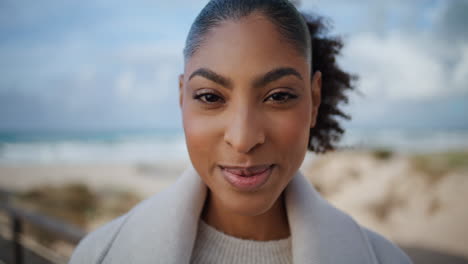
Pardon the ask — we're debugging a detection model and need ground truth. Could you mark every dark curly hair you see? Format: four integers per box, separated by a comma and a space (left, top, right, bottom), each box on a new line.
184, 0, 355, 153
303, 14, 356, 153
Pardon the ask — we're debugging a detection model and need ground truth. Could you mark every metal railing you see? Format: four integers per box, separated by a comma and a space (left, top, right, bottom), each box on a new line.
0, 189, 86, 264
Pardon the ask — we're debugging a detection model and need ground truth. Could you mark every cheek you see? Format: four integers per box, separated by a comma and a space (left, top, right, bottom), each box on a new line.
266, 102, 311, 165
182, 105, 222, 172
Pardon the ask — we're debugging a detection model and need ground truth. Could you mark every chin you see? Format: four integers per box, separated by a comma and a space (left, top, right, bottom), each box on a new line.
217, 188, 281, 217
198, 164, 290, 217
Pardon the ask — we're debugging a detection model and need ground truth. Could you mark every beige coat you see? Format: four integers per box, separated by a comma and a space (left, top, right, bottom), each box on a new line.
69, 166, 412, 264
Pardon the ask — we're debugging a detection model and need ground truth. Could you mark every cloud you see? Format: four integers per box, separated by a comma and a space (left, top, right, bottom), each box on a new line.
0, 1, 192, 131
335, 0, 468, 102
0, 37, 185, 130
341, 36, 466, 102
433, 0, 468, 43
1, 0, 466, 131
454, 44, 468, 88
299, 1, 468, 129
0, 89, 47, 130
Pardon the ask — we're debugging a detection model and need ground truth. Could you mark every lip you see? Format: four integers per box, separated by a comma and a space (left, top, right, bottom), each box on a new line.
219, 164, 274, 192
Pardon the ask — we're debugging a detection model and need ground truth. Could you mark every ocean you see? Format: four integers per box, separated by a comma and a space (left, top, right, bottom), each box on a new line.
0, 129, 188, 165
1, 128, 467, 165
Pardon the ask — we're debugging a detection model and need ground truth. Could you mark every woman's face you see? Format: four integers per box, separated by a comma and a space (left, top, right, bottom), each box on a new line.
180, 14, 321, 216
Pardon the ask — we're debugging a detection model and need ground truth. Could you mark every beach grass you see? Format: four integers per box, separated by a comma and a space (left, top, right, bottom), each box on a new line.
371, 148, 394, 161
410, 151, 468, 183
12, 183, 142, 245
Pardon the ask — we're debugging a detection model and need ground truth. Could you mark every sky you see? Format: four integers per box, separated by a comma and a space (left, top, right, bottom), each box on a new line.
0, 0, 467, 132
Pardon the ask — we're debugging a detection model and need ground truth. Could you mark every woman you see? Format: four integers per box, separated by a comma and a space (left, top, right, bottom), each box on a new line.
70, 0, 412, 263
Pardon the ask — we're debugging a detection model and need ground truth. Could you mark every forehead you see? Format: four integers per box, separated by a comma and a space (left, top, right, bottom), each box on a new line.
185, 14, 310, 80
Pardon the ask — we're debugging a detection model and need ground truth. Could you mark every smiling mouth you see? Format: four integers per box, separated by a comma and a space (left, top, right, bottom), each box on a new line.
219, 164, 274, 191
220, 164, 274, 177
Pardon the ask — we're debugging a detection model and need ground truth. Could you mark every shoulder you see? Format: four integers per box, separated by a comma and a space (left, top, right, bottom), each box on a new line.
360, 227, 413, 264
68, 191, 164, 264
68, 169, 205, 264
68, 214, 129, 264
285, 173, 413, 264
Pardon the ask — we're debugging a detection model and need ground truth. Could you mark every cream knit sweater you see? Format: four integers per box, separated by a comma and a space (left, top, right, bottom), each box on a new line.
190, 220, 292, 264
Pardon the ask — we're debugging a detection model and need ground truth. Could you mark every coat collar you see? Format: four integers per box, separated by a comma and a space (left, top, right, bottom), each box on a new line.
105, 166, 376, 264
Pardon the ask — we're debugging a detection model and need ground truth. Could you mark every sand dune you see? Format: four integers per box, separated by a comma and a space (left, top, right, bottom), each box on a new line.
303, 150, 468, 259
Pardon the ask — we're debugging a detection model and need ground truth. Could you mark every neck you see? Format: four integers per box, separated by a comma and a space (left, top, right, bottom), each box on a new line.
201, 191, 290, 241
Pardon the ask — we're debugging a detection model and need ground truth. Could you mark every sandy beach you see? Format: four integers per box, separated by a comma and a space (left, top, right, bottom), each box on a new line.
0, 162, 186, 197
303, 150, 468, 260
1, 150, 467, 262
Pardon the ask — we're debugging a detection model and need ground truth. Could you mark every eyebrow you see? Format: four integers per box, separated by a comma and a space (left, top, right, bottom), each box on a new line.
189, 68, 232, 88
188, 66, 303, 89
253, 67, 303, 88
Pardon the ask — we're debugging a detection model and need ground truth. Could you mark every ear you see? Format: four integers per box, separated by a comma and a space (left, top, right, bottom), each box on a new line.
310, 71, 322, 128
178, 74, 184, 108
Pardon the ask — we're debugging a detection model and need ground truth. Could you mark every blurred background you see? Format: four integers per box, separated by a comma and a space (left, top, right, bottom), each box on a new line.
0, 0, 467, 263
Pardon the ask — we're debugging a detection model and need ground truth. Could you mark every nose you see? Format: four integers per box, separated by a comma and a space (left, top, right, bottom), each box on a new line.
223, 104, 265, 154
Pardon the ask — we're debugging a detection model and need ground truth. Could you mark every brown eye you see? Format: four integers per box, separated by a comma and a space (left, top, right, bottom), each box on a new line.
194, 93, 224, 104
265, 92, 298, 103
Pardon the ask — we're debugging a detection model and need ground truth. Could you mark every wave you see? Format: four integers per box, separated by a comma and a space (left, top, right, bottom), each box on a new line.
1, 128, 468, 165
0, 130, 189, 165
